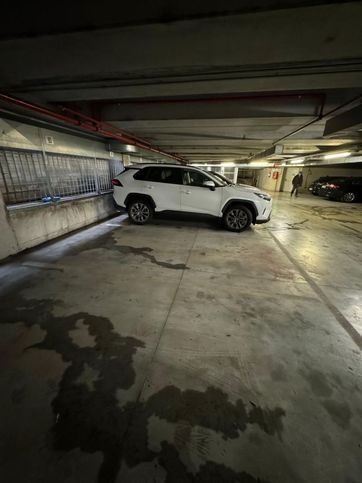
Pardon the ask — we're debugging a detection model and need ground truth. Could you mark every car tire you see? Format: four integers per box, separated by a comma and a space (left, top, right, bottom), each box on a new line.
128, 199, 153, 225
223, 204, 252, 232
342, 192, 356, 203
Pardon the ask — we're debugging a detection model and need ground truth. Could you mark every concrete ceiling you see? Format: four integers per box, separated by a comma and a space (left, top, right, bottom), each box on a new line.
0, 1, 361, 165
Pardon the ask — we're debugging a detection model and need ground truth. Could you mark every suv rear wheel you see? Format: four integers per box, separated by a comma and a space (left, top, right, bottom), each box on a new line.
128, 199, 153, 225
223, 204, 252, 232
342, 192, 356, 202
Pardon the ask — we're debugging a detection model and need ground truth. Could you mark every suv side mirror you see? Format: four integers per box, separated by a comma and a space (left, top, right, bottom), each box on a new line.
203, 180, 216, 191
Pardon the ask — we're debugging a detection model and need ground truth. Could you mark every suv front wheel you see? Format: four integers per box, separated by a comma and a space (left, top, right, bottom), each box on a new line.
223, 204, 252, 232
128, 199, 153, 225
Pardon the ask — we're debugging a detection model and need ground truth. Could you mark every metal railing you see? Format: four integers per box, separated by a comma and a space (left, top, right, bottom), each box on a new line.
0, 147, 122, 206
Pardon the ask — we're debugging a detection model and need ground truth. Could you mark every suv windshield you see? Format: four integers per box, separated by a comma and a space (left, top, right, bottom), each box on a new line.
211, 171, 233, 185
198, 169, 226, 187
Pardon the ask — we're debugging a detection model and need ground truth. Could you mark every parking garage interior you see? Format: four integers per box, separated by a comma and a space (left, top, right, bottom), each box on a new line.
0, 2, 361, 483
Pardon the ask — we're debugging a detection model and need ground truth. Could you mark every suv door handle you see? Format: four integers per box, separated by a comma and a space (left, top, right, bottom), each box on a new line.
146, 185, 154, 189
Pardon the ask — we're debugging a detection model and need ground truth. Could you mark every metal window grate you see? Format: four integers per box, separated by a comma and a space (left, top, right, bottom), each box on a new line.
0, 148, 123, 206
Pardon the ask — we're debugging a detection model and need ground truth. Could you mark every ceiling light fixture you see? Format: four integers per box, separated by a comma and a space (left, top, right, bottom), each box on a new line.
324, 151, 351, 160
248, 162, 270, 168
222, 162, 235, 167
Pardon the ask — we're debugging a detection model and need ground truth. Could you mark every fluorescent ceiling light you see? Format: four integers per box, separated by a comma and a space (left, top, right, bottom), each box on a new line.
248, 161, 269, 167
324, 151, 351, 160
290, 158, 305, 164
222, 162, 235, 167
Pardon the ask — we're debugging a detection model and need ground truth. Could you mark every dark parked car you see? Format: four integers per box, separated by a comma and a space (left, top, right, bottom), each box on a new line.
325, 177, 362, 202
308, 176, 342, 196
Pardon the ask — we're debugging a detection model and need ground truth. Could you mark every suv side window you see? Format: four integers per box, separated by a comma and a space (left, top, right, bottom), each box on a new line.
147, 167, 183, 185
183, 169, 210, 187
133, 167, 150, 180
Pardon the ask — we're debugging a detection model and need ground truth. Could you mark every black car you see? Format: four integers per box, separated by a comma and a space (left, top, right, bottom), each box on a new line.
325, 177, 362, 202
308, 176, 342, 196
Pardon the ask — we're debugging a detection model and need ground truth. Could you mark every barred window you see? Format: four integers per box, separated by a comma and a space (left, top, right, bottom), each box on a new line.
0, 148, 122, 206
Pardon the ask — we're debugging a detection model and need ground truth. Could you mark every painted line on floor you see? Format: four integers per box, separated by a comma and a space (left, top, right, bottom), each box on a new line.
268, 230, 362, 351
135, 227, 200, 401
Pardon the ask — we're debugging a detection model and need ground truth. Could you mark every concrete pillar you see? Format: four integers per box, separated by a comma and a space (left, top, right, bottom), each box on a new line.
0, 191, 19, 260
233, 167, 239, 184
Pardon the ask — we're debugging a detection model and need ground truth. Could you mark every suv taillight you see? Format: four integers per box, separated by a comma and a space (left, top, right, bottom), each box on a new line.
112, 179, 123, 186
328, 183, 340, 189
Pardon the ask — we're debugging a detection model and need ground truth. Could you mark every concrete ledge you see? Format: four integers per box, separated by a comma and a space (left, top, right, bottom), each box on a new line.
8, 194, 116, 252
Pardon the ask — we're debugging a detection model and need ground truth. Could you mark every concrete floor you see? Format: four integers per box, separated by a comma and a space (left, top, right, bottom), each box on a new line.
0, 193, 361, 483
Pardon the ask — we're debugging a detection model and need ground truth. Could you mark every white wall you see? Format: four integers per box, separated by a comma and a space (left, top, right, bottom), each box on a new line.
257, 167, 284, 192
0, 118, 116, 159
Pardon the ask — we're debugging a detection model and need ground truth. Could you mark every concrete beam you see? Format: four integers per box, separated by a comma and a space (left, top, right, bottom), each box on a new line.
1, 1, 352, 40
0, 3, 361, 101
102, 96, 321, 121
323, 103, 362, 136
13, 72, 362, 102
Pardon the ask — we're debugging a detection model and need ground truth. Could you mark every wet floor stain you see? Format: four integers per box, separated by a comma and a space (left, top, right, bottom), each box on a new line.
115, 245, 188, 270
269, 219, 309, 231
1, 294, 144, 482
285, 219, 309, 230
300, 205, 362, 226
65, 231, 189, 270
125, 386, 285, 455
158, 442, 268, 482
1, 294, 284, 483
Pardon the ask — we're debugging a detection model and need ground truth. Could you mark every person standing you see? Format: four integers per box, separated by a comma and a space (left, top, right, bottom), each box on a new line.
291, 172, 303, 197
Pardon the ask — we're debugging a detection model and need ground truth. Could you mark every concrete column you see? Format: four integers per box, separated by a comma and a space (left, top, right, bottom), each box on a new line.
233, 167, 239, 184
0, 191, 19, 260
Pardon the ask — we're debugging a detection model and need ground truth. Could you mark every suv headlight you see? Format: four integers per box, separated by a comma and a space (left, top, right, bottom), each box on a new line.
254, 192, 271, 201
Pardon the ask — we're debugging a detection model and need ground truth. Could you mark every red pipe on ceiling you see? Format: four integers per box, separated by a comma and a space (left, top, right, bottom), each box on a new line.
59, 105, 154, 148
0, 93, 187, 163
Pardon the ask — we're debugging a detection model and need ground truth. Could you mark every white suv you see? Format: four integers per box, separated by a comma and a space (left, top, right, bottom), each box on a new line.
112, 164, 272, 232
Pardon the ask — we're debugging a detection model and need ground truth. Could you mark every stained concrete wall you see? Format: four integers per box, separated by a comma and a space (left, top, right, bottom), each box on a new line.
0, 118, 119, 260
0, 194, 116, 259
0, 191, 19, 260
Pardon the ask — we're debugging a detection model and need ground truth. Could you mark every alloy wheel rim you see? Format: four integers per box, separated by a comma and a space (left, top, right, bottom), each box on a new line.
130, 203, 150, 222
344, 192, 355, 202
226, 209, 248, 229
